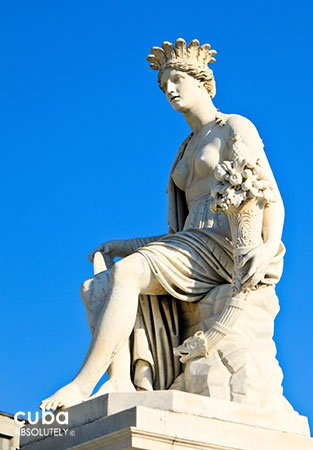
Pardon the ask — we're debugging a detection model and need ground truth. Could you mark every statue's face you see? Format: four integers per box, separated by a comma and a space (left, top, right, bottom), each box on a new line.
160, 68, 202, 112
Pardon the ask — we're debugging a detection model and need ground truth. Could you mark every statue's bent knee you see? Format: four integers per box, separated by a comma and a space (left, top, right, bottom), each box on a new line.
80, 278, 94, 304
109, 262, 129, 287
110, 254, 148, 289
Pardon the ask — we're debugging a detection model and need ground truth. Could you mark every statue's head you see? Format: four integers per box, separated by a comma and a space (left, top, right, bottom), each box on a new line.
147, 38, 217, 111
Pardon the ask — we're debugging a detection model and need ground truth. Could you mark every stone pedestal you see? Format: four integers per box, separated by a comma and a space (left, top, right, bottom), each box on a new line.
20, 391, 313, 450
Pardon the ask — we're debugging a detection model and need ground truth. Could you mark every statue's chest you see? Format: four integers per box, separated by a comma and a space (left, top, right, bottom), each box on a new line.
171, 134, 225, 190
193, 138, 222, 177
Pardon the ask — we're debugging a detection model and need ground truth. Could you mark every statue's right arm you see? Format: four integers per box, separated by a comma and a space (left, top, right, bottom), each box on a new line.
87, 234, 166, 262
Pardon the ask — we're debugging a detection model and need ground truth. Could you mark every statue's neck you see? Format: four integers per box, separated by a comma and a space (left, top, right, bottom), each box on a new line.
183, 98, 217, 132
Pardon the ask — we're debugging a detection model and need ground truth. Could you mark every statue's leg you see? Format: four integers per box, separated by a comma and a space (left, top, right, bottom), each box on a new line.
80, 271, 110, 336
40, 252, 159, 410
80, 271, 136, 396
91, 341, 136, 397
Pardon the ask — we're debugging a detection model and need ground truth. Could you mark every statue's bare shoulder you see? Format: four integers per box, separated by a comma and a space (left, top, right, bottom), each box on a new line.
219, 113, 265, 161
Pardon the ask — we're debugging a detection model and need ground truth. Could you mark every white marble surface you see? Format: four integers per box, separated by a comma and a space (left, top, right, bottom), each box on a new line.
22, 392, 313, 450
39, 39, 296, 427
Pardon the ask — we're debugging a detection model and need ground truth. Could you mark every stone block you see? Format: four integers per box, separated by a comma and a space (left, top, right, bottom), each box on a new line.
20, 391, 313, 450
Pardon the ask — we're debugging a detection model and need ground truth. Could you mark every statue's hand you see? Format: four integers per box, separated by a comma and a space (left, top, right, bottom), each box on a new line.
87, 240, 125, 263
237, 243, 275, 288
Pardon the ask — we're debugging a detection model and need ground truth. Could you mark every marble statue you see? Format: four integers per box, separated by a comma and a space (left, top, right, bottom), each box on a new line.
40, 38, 293, 413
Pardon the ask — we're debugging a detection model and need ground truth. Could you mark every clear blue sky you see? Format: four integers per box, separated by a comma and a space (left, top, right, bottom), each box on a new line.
1, 0, 312, 427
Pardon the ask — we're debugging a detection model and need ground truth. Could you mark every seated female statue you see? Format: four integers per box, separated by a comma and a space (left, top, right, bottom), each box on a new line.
40, 38, 289, 412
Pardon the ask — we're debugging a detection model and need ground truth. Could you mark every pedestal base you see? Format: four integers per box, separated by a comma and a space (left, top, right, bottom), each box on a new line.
20, 391, 313, 450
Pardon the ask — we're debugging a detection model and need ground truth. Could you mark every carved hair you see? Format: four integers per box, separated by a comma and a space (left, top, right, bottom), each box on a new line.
157, 62, 216, 98
147, 38, 217, 98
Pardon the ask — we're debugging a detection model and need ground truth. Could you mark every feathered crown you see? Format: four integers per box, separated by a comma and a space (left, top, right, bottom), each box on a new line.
147, 38, 217, 72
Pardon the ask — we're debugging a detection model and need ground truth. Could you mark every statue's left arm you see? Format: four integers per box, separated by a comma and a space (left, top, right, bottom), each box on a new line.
238, 191, 284, 288
226, 115, 285, 288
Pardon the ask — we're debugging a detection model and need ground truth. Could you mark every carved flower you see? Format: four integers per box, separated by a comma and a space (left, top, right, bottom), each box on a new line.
229, 173, 243, 186
214, 165, 228, 181
242, 168, 253, 179
210, 138, 276, 213
254, 179, 268, 190
248, 186, 260, 198
254, 159, 266, 178
226, 188, 247, 207
263, 188, 276, 202
241, 179, 253, 191
211, 180, 229, 198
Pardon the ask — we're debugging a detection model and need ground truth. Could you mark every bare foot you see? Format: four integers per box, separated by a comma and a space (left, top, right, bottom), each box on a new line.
90, 379, 136, 399
40, 382, 89, 411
